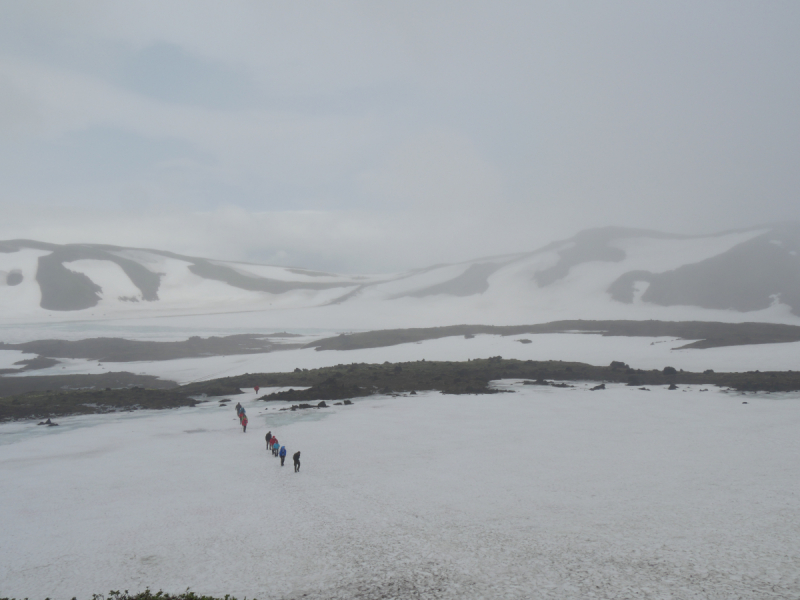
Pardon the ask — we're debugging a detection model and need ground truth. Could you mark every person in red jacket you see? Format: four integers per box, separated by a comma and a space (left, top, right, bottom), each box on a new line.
241, 415, 248, 432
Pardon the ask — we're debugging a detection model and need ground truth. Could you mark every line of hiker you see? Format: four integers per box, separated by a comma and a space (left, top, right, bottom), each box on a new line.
235, 402, 248, 432
233, 402, 301, 472
265, 430, 301, 472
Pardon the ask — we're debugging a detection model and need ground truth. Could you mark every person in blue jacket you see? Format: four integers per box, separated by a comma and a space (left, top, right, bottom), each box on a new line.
273, 441, 280, 456
279, 445, 287, 466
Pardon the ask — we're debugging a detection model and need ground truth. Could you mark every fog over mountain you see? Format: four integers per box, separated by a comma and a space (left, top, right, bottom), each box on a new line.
1, 3, 799, 273
2, 224, 798, 328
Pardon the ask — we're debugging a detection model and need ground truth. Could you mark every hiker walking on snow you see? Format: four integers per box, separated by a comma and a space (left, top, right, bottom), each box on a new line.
272, 440, 280, 456
279, 445, 287, 466
241, 415, 248, 432
265, 431, 272, 450
293, 451, 301, 472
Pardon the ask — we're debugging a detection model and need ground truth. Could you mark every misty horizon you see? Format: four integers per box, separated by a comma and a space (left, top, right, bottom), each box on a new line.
2, 2, 799, 273
2, 219, 799, 274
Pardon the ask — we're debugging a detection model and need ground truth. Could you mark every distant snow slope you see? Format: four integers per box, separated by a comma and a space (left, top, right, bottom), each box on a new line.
1, 223, 798, 328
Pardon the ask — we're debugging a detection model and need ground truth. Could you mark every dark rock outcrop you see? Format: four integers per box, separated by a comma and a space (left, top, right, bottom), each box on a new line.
608, 224, 800, 316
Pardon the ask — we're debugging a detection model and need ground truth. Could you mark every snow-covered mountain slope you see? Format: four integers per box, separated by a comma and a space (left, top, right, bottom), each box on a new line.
1, 223, 799, 328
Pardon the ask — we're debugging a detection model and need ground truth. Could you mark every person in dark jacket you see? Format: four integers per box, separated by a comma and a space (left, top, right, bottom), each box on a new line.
293, 451, 301, 472
279, 445, 287, 466
265, 431, 272, 450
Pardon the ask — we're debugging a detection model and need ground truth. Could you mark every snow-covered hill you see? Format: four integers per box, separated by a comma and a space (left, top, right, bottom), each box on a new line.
1, 223, 799, 328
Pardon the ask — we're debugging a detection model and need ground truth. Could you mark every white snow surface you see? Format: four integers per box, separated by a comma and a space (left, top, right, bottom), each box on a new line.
2, 384, 800, 599
13, 333, 800, 385
4, 228, 799, 327
0, 349, 37, 369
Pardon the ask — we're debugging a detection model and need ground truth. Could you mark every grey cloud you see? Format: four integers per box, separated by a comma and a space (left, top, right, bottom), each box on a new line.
0, 2, 799, 272
115, 42, 261, 110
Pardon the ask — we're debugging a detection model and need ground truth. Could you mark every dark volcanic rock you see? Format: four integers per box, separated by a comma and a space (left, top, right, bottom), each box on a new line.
8, 357, 800, 422
263, 379, 370, 402
0, 334, 297, 364
523, 379, 550, 386
186, 258, 344, 294
534, 227, 648, 286
399, 262, 502, 298
34, 244, 162, 311
2, 386, 195, 421
590, 384, 606, 391
608, 224, 800, 316
305, 320, 800, 353
6, 270, 22, 286
0, 372, 177, 399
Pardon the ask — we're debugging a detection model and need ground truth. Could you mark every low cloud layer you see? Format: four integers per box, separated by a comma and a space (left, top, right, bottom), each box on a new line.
1, 2, 798, 271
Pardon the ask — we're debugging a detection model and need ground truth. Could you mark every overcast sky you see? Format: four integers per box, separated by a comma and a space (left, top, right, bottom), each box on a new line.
1, 1, 798, 272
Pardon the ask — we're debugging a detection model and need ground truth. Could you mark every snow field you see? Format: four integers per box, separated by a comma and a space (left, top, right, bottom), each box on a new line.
1, 385, 800, 599
2, 228, 798, 329
0, 349, 37, 370
14, 332, 800, 385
